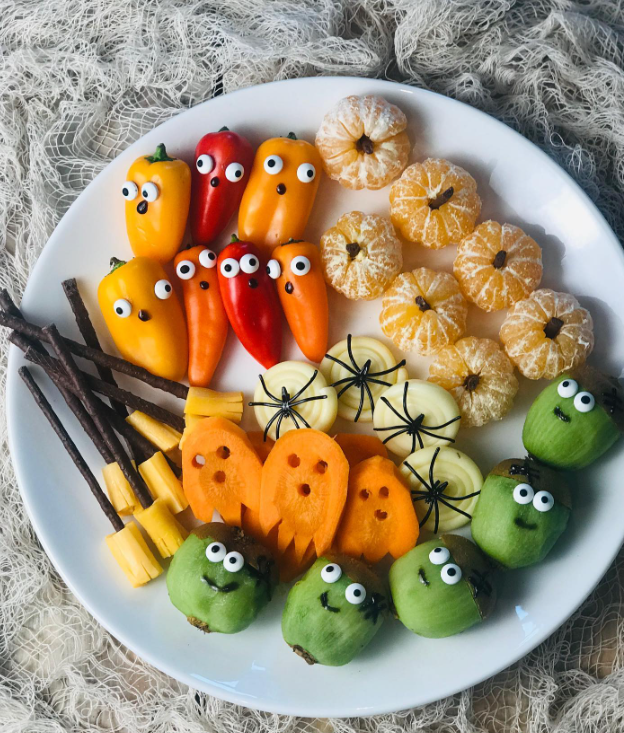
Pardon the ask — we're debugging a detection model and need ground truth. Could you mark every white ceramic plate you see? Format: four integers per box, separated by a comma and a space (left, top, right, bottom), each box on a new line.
6, 77, 624, 718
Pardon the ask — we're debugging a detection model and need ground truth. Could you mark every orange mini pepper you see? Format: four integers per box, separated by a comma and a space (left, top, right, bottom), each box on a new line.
267, 240, 328, 363
122, 143, 191, 264
238, 133, 322, 260
174, 245, 228, 387
98, 257, 188, 381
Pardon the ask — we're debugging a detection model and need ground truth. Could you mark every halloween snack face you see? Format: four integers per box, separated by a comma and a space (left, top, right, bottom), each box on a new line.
522, 365, 624, 469
389, 535, 496, 638
281, 554, 388, 666
166, 523, 278, 634
471, 458, 571, 569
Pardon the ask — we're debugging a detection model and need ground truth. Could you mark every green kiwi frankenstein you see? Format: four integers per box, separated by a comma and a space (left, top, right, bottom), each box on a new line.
282, 554, 389, 666
389, 535, 496, 638
471, 458, 571, 569
167, 522, 278, 634
523, 365, 624, 469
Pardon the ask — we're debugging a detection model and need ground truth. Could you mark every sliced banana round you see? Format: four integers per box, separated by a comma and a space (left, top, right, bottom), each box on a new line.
319, 335, 408, 422
401, 445, 483, 533
251, 361, 338, 441
373, 379, 461, 458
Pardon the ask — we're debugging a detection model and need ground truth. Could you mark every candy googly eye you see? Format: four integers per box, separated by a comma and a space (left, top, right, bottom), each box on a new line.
225, 162, 245, 182
557, 379, 579, 398
533, 490, 554, 512
205, 542, 226, 562
429, 547, 450, 565
198, 249, 217, 269
574, 391, 595, 413
176, 260, 196, 280
513, 483, 534, 505
154, 279, 173, 300
320, 563, 342, 583
113, 299, 132, 318
290, 256, 311, 276
240, 253, 260, 274
196, 154, 215, 174
297, 163, 316, 183
223, 551, 245, 573
220, 258, 240, 278
441, 563, 462, 585
345, 583, 366, 605
264, 155, 283, 175
122, 181, 138, 201
266, 259, 281, 279
141, 182, 159, 202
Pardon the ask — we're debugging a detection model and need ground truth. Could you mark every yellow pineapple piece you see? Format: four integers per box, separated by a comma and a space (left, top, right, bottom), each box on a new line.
178, 414, 206, 450
102, 461, 138, 516
184, 387, 244, 422
105, 521, 163, 587
138, 451, 188, 514
134, 499, 188, 558
126, 411, 183, 453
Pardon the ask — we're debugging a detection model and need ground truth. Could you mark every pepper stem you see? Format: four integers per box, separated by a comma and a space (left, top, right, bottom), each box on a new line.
218, 126, 229, 132
145, 143, 175, 164
230, 234, 240, 243
109, 257, 127, 274
286, 132, 297, 140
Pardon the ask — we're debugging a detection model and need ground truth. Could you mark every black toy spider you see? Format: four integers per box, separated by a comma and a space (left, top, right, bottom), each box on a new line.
404, 446, 480, 534
374, 380, 460, 453
248, 370, 328, 441
324, 334, 407, 422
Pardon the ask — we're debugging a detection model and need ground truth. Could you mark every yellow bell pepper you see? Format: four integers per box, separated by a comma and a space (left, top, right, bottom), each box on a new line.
238, 133, 322, 260
123, 143, 191, 264
98, 257, 188, 381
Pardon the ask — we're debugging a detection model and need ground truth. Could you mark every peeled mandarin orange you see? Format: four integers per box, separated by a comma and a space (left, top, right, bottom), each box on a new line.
499, 289, 594, 380
389, 158, 481, 249
315, 95, 410, 190
320, 211, 403, 300
428, 337, 519, 427
454, 221, 543, 312
379, 268, 468, 355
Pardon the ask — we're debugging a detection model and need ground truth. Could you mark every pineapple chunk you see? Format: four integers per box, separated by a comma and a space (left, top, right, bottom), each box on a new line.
184, 387, 244, 423
105, 521, 163, 587
135, 499, 188, 558
126, 411, 183, 453
139, 451, 188, 514
103, 461, 138, 516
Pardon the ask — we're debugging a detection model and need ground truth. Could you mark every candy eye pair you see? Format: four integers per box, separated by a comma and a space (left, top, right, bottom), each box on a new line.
196, 154, 245, 182
113, 279, 172, 318
205, 542, 245, 572
266, 256, 311, 279
428, 547, 462, 585
175, 249, 217, 280
220, 254, 259, 279
557, 379, 595, 413
320, 563, 366, 605
122, 181, 159, 202
512, 483, 555, 512
263, 155, 316, 183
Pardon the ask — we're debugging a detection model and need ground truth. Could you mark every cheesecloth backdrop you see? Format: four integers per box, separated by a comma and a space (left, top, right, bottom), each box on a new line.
2, 1, 624, 731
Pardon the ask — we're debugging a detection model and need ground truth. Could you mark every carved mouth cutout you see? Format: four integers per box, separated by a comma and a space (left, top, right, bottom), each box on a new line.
514, 517, 538, 531
554, 406, 570, 423
202, 576, 239, 593
319, 591, 340, 613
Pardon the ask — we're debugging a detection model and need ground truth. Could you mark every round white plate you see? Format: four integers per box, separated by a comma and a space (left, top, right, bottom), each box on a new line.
6, 77, 624, 718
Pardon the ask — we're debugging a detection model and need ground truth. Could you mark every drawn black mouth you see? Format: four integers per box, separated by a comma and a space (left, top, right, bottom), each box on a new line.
514, 517, 538, 531
202, 576, 239, 593
319, 591, 340, 613
418, 568, 429, 586
137, 200, 148, 214
554, 406, 570, 423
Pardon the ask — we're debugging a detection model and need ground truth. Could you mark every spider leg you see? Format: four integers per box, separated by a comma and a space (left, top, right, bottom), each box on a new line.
290, 395, 328, 407
402, 381, 414, 422
291, 408, 311, 428
429, 447, 441, 487
438, 497, 473, 520
263, 409, 283, 442
421, 415, 461, 430
367, 359, 407, 378
403, 462, 431, 490
443, 490, 481, 501
353, 385, 366, 423
289, 410, 302, 430
336, 380, 357, 399
432, 501, 440, 534
324, 353, 358, 376
418, 428, 456, 443
373, 423, 409, 432
379, 428, 409, 445
379, 396, 410, 424
248, 401, 284, 408
258, 374, 281, 403
346, 334, 361, 372
291, 370, 319, 401
415, 430, 424, 451
330, 375, 361, 387
419, 501, 434, 528
365, 377, 393, 388
362, 380, 376, 417
274, 412, 287, 441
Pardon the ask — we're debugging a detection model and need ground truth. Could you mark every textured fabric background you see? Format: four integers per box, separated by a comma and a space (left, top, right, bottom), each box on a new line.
1, 1, 624, 731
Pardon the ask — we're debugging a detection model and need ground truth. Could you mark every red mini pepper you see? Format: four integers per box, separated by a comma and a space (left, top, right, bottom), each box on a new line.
217, 237, 282, 368
190, 128, 254, 245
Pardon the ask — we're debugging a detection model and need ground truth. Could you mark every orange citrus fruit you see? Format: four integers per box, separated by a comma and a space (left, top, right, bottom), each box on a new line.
428, 337, 519, 427
389, 158, 481, 249
315, 95, 410, 190
379, 267, 468, 355
453, 221, 543, 312
499, 289, 594, 380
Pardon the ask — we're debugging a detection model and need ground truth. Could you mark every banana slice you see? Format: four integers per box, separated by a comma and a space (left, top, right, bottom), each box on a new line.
373, 379, 460, 458
319, 335, 408, 422
251, 361, 338, 441
401, 445, 483, 533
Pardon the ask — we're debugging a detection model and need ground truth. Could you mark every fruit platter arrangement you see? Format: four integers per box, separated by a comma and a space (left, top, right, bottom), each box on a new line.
6, 80, 624, 695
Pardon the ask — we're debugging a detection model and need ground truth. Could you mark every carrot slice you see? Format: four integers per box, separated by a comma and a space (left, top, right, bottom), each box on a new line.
260, 428, 349, 560
334, 455, 419, 563
181, 417, 262, 526
333, 433, 388, 468
247, 431, 275, 463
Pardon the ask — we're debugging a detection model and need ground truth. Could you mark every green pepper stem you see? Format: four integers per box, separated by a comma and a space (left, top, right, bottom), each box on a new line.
109, 257, 127, 274
218, 126, 229, 132
145, 143, 175, 163
230, 234, 240, 243
286, 132, 297, 140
